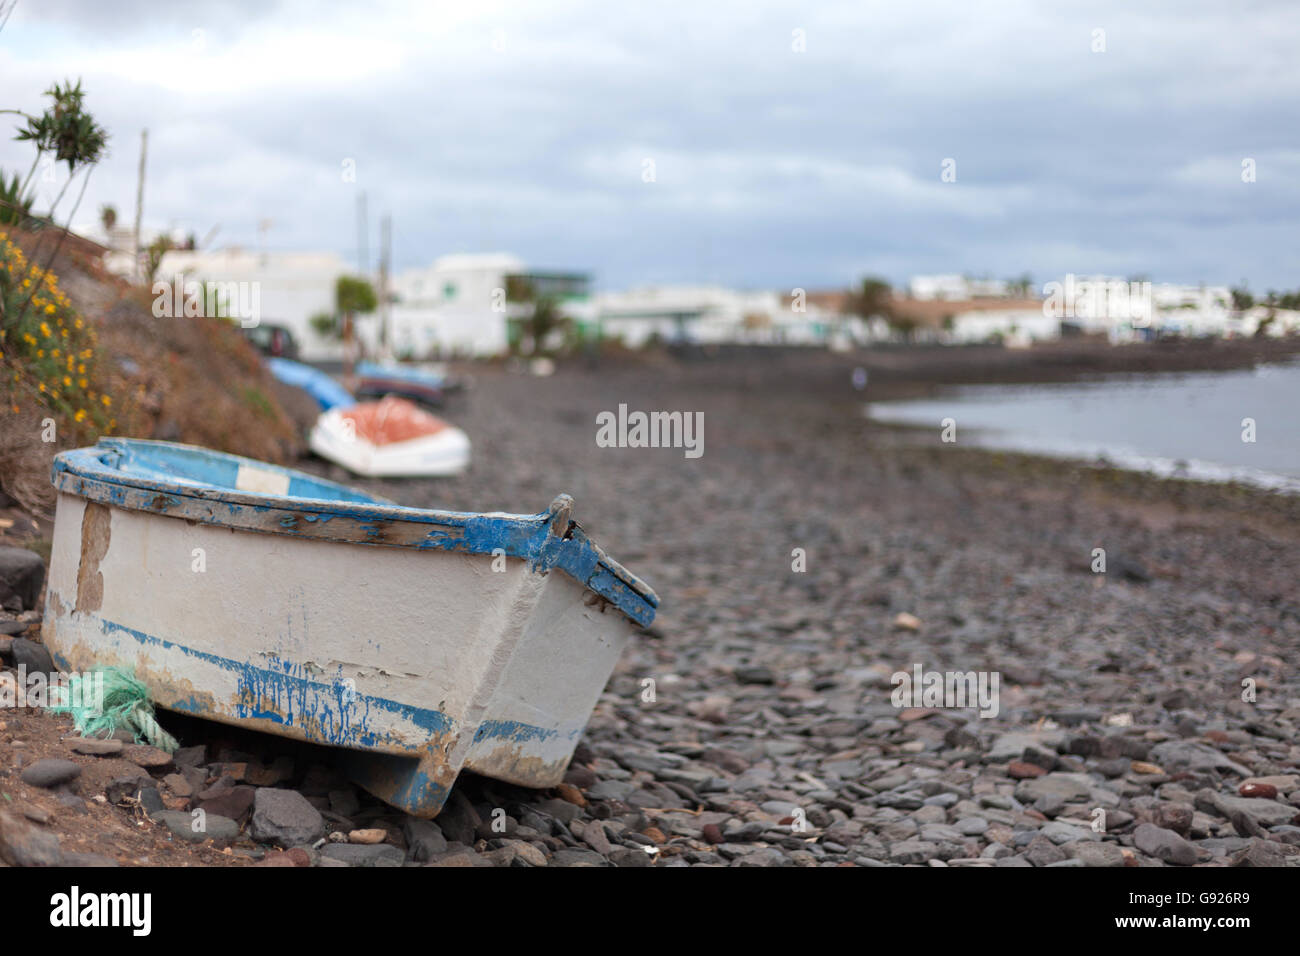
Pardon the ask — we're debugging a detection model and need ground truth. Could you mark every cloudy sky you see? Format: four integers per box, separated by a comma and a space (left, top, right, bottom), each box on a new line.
1, 0, 1297, 292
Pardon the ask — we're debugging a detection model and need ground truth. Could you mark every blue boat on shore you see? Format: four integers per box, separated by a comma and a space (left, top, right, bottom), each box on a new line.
42, 437, 658, 817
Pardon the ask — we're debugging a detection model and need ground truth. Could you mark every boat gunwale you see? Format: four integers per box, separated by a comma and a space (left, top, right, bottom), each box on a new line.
51, 438, 658, 624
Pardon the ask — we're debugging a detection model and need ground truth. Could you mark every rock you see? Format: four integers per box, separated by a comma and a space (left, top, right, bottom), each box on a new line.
250, 788, 325, 847
0, 547, 45, 612
736, 848, 789, 867
892, 612, 922, 631
889, 839, 938, 864
1134, 823, 1197, 866
403, 817, 448, 862
1021, 745, 1059, 771
552, 847, 608, 867
434, 791, 481, 845
0, 809, 62, 865
349, 828, 388, 844
536, 797, 582, 824
1095, 758, 1130, 779
319, 843, 405, 867
1008, 760, 1047, 779
197, 786, 255, 823
1039, 819, 1097, 844
555, 782, 586, 806
609, 847, 653, 867
505, 840, 548, 866
1238, 783, 1278, 800
20, 758, 81, 789
124, 745, 173, 769
1230, 839, 1288, 867
701, 747, 749, 774
1149, 740, 1251, 777
576, 819, 614, 855
1014, 773, 1092, 804
734, 665, 776, 685
1033, 794, 1066, 819
425, 848, 482, 867
586, 780, 636, 801
162, 773, 193, 797
172, 745, 207, 768
138, 788, 164, 815
68, 737, 123, 756
1111, 555, 1151, 583
1024, 836, 1067, 867
244, 756, 295, 786
9, 637, 54, 677
1065, 842, 1127, 867
152, 810, 239, 847
1151, 803, 1193, 836
1241, 775, 1298, 793
1203, 793, 1296, 828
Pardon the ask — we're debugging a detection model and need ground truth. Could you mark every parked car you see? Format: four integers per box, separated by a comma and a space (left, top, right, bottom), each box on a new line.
240, 323, 300, 360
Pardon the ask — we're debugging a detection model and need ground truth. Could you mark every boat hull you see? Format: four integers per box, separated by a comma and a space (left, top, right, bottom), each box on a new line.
42, 439, 656, 817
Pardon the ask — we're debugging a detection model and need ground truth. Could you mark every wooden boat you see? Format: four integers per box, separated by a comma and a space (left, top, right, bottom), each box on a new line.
309, 396, 471, 477
42, 438, 658, 817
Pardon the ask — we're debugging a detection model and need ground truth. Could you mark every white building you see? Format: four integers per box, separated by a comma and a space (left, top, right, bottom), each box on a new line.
370, 253, 591, 358
909, 275, 1010, 301
156, 248, 352, 360
947, 306, 1060, 346
596, 286, 842, 347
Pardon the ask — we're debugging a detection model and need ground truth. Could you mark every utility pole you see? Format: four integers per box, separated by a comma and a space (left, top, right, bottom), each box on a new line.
379, 213, 391, 358
133, 129, 148, 281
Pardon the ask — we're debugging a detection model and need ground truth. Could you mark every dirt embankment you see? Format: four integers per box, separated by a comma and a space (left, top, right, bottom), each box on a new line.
0, 227, 305, 523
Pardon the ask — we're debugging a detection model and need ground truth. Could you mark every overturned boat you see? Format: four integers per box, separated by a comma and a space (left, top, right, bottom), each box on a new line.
42, 438, 658, 817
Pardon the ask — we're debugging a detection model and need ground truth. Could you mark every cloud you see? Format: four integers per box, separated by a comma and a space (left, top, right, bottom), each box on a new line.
0, 0, 1296, 290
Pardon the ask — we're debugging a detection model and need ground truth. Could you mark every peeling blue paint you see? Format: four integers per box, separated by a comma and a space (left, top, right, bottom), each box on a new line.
472, 719, 579, 745
91, 617, 457, 746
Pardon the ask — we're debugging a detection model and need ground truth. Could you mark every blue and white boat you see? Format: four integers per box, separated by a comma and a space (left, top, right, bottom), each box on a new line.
42, 438, 658, 817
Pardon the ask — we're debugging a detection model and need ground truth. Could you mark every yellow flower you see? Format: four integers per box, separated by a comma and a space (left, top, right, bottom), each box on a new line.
101, 395, 111, 407
77, 363, 85, 374
78, 378, 87, 389
45, 304, 55, 314
63, 376, 72, 388
74, 409, 86, 423
39, 322, 51, 337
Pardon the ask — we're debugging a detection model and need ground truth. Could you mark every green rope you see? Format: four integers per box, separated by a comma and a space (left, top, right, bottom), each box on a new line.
48, 666, 179, 754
